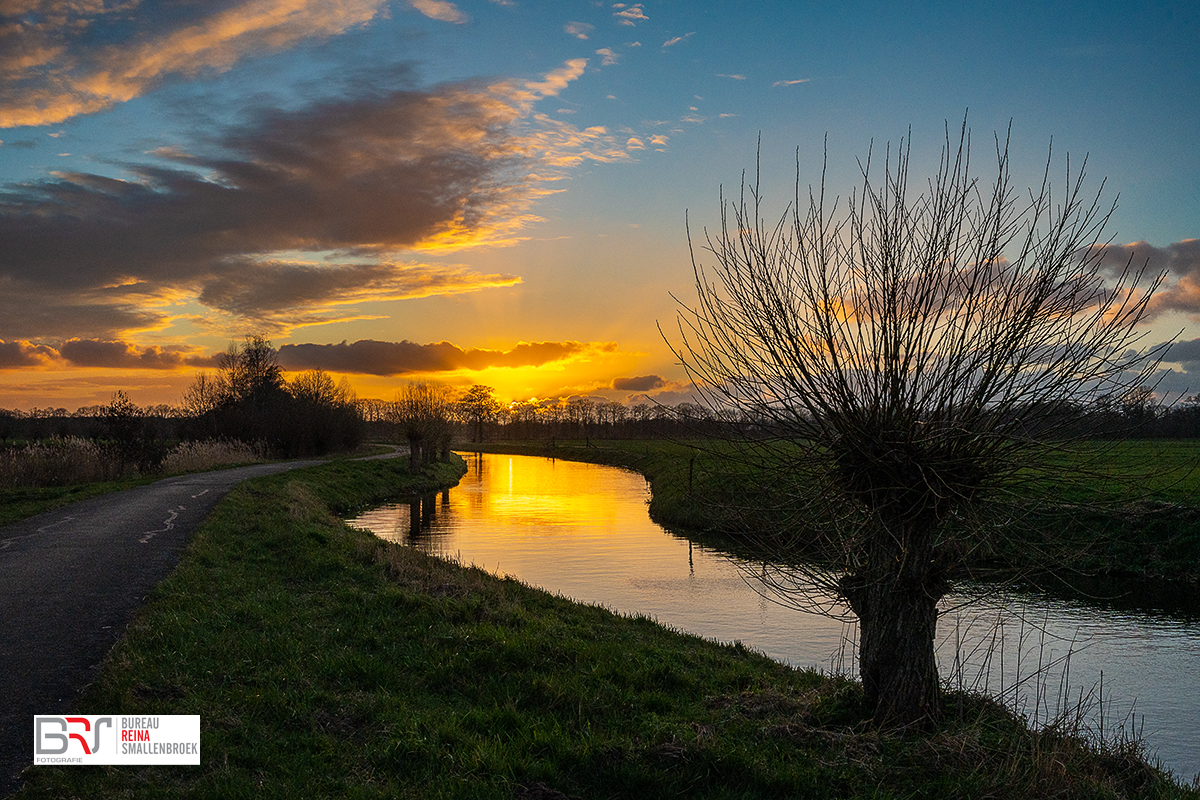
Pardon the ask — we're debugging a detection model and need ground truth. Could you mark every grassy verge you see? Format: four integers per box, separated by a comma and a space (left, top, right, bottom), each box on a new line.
0, 477, 161, 527
14, 455, 1194, 798
462, 439, 1200, 590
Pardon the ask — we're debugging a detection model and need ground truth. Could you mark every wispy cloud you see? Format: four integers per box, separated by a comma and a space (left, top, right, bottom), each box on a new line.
663, 32, 694, 47
596, 47, 619, 65
773, 78, 811, 86
277, 339, 618, 375
716, 73, 746, 80
523, 58, 588, 99
194, 261, 522, 334
613, 3, 647, 26
565, 21, 594, 39
0, 0, 395, 128
409, 0, 467, 23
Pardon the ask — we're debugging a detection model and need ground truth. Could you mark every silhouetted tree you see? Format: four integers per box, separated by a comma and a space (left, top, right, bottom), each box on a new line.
668, 121, 1164, 727
103, 390, 163, 471
217, 334, 287, 409
390, 382, 455, 468
458, 385, 502, 443
287, 369, 362, 455
181, 336, 360, 456
182, 372, 222, 417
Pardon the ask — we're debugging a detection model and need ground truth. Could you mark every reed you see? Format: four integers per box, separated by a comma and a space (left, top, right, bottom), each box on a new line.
159, 439, 265, 474
0, 437, 124, 487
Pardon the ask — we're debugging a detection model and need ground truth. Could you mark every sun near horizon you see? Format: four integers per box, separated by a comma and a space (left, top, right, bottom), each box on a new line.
1, 2, 1197, 412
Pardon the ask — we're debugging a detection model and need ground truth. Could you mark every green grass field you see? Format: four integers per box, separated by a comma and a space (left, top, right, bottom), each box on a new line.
12, 454, 1194, 798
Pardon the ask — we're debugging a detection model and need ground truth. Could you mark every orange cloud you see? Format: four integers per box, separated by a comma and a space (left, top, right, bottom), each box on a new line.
613, 4, 648, 26
408, 0, 466, 23
277, 339, 618, 376
0, 0, 391, 127
0, 338, 59, 368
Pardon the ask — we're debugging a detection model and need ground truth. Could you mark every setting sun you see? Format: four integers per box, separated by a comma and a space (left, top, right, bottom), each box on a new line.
0, 1, 1197, 412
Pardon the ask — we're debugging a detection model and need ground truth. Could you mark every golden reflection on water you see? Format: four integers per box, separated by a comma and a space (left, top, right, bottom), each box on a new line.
348, 452, 1200, 780
349, 452, 853, 671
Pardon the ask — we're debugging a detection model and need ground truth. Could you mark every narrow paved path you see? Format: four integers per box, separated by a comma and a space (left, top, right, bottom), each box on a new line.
0, 459, 338, 796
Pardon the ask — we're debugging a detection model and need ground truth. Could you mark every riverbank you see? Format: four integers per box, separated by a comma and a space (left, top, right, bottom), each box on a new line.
463, 439, 1200, 591
11, 455, 1195, 798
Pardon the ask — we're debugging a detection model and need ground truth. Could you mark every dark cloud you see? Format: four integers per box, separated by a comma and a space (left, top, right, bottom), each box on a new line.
58, 339, 219, 370
0, 336, 220, 371
277, 339, 616, 376
612, 374, 666, 391
0, 79, 542, 339
1085, 239, 1200, 319
0, 281, 165, 341
196, 260, 519, 327
1160, 337, 1200, 365
0, 339, 58, 368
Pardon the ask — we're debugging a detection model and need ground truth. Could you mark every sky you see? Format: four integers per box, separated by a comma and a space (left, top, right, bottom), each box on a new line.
0, 0, 1198, 410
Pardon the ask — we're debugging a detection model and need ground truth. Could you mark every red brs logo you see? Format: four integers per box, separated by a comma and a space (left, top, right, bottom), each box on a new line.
34, 717, 112, 755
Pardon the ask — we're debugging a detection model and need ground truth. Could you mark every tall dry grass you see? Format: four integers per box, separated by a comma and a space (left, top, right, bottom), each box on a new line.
159, 439, 265, 474
0, 437, 126, 487
0, 437, 267, 489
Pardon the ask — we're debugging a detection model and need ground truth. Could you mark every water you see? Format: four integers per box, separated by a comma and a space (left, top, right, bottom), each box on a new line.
349, 452, 1200, 782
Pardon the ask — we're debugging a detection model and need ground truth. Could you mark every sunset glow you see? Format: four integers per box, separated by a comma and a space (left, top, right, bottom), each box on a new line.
1, 1, 1198, 409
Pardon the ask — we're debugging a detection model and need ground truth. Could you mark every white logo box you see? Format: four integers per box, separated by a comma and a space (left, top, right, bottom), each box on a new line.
34, 715, 200, 765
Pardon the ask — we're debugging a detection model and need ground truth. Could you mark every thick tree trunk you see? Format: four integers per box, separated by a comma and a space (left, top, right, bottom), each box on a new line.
407, 435, 422, 471
841, 516, 945, 728
852, 576, 942, 727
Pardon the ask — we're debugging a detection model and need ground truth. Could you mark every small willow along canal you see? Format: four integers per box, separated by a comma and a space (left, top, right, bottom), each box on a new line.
348, 451, 1200, 782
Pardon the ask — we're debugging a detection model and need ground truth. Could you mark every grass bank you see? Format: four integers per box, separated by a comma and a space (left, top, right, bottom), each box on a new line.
463, 439, 1200, 589
14, 455, 1194, 798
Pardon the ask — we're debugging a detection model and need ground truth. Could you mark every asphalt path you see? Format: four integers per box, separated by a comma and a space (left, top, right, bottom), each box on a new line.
0, 458, 343, 795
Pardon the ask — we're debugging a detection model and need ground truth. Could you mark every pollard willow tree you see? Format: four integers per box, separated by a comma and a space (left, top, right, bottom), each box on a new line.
668, 122, 1165, 727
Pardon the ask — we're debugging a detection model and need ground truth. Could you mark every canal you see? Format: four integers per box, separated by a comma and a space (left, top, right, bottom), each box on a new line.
349, 452, 1200, 781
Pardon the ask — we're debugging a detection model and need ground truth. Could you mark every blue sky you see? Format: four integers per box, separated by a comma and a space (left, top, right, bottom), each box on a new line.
0, 0, 1197, 407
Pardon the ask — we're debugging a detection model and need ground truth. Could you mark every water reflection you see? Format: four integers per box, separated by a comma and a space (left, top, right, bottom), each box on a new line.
349, 451, 1200, 782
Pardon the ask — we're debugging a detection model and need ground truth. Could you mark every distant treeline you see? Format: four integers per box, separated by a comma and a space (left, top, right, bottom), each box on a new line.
5, 349, 1200, 458
363, 383, 1200, 444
